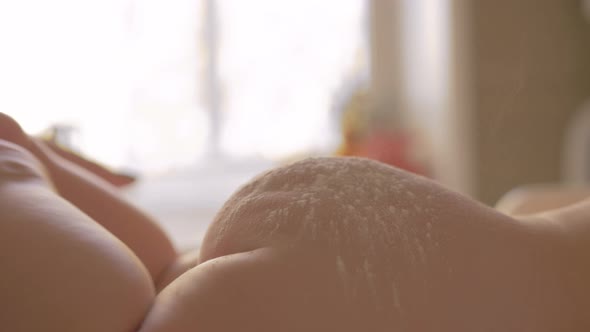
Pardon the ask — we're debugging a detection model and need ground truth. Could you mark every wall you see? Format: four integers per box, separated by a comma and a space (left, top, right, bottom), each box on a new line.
370, 0, 478, 196
471, 0, 590, 204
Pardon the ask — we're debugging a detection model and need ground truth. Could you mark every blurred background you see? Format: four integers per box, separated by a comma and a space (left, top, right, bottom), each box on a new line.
1, 0, 589, 248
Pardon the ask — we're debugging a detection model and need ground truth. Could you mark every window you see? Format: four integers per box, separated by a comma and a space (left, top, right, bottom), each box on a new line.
217, 0, 369, 159
0, 0, 369, 174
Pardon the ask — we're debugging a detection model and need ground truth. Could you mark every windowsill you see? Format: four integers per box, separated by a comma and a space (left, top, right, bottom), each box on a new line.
122, 157, 275, 250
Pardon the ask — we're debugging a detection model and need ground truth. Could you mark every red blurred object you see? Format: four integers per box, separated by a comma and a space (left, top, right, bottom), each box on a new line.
344, 130, 429, 177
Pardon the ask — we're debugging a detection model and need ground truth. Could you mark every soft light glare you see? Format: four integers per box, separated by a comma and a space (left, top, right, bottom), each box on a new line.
218, 0, 368, 159
0, 0, 367, 170
0, 0, 206, 173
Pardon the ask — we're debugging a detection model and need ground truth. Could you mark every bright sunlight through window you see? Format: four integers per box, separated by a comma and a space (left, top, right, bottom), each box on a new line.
0, 0, 368, 173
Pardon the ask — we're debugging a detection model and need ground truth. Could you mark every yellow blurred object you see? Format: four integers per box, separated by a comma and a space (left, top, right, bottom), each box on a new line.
333, 83, 430, 177
335, 87, 371, 156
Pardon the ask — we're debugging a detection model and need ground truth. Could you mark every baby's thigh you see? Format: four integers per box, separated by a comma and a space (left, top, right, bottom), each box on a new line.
496, 184, 590, 215
139, 247, 377, 332
0, 141, 154, 332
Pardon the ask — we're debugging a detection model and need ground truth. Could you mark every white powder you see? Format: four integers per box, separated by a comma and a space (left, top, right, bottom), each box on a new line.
305, 206, 316, 222
336, 255, 348, 283
415, 238, 427, 265
401, 209, 410, 217
363, 258, 378, 306
391, 281, 402, 310
308, 221, 318, 240
268, 218, 282, 237
211, 157, 440, 311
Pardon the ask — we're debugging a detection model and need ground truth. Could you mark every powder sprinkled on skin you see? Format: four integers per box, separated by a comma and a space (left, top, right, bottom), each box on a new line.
208, 157, 442, 313
401, 209, 410, 218
391, 281, 402, 310
268, 217, 282, 237
363, 258, 379, 308
415, 238, 427, 265
388, 206, 397, 214
336, 255, 348, 283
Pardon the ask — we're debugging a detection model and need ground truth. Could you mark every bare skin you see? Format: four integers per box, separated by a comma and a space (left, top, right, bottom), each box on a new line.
42, 140, 137, 187
0, 113, 177, 283
142, 158, 590, 331
0, 139, 154, 331
496, 184, 590, 215
1, 113, 589, 331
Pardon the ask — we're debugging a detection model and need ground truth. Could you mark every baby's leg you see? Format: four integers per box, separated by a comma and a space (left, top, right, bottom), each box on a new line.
0, 113, 177, 283
0, 140, 154, 331
496, 185, 590, 215
43, 139, 136, 187
139, 247, 361, 332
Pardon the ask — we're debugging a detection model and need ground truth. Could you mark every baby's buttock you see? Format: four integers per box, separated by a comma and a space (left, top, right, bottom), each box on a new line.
0, 148, 154, 332
193, 157, 542, 331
